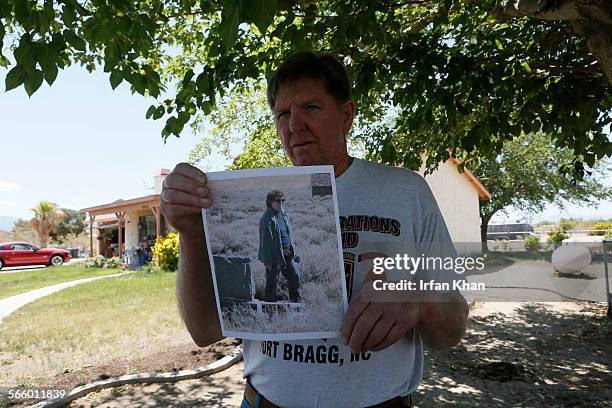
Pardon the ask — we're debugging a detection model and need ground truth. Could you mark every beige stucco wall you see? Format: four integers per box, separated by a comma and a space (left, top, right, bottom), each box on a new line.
419, 161, 482, 252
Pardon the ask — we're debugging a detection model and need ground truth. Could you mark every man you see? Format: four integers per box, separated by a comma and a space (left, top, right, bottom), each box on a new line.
161, 51, 468, 408
258, 190, 301, 303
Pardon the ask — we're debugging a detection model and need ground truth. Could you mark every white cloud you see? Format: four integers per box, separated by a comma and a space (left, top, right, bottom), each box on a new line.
0, 181, 21, 192
0, 200, 15, 206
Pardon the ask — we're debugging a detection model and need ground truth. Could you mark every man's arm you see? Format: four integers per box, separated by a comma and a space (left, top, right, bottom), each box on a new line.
416, 290, 468, 350
161, 163, 224, 348
176, 234, 223, 347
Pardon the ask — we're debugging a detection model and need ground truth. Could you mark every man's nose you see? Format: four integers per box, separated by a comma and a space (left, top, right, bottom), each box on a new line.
289, 109, 306, 134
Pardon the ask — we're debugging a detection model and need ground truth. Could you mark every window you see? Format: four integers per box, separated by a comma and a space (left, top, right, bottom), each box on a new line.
138, 216, 157, 243
12, 244, 32, 250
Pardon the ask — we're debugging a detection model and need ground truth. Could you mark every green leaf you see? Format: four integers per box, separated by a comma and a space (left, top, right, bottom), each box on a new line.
0, 54, 9, 67
110, 70, 123, 89
153, 105, 165, 119
62, 4, 77, 25
35, 10, 50, 34
521, 61, 532, 74
5, 66, 27, 92
146, 104, 157, 119
219, 0, 240, 49
240, 0, 277, 35
495, 39, 503, 51
24, 69, 44, 96
43, 63, 58, 85
63, 30, 86, 52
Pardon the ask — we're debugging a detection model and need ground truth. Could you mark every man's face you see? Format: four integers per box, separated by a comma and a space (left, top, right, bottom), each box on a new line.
273, 76, 355, 166
271, 196, 284, 212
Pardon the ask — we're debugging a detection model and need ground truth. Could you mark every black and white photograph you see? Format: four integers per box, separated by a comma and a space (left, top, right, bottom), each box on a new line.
201, 166, 347, 340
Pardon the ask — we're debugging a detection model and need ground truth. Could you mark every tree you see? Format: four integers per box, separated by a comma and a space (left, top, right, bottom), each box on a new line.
1, 0, 610, 178
557, 217, 577, 232
188, 79, 292, 169
49, 207, 85, 244
468, 132, 611, 251
9, 218, 37, 243
30, 201, 63, 248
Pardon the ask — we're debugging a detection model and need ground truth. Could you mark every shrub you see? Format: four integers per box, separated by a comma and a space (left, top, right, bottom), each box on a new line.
548, 229, 568, 246
140, 262, 164, 274
524, 235, 541, 252
84, 255, 106, 268
84, 255, 124, 269
590, 222, 612, 236
104, 257, 123, 268
152, 233, 179, 271
558, 218, 577, 232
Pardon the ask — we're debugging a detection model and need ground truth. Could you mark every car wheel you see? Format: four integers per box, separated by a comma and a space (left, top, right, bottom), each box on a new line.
0, 258, 4, 270
49, 255, 64, 267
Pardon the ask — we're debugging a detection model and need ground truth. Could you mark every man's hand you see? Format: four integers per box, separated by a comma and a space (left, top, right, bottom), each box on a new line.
161, 163, 211, 239
341, 289, 468, 353
341, 292, 420, 353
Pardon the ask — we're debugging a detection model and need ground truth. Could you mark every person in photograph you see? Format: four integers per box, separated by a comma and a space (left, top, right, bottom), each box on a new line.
162, 50, 469, 408
258, 189, 301, 303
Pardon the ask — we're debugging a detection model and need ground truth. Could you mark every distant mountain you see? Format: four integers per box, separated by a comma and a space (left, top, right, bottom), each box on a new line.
0, 216, 19, 231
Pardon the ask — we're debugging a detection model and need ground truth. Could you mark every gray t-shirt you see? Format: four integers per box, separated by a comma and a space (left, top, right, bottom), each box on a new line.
242, 158, 456, 407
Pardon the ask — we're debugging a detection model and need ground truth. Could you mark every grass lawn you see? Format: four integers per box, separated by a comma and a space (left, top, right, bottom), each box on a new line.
0, 264, 123, 299
0, 269, 194, 388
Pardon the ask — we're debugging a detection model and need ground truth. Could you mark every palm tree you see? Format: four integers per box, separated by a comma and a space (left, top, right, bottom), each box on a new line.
30, 201, 64, 248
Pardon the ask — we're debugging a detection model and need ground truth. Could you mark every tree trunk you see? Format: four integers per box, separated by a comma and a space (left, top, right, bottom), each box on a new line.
504, 0, 612, 86
480, 214, 491, 253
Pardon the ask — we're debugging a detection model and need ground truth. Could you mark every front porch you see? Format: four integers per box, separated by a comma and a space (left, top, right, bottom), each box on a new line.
81, 195, 170, 262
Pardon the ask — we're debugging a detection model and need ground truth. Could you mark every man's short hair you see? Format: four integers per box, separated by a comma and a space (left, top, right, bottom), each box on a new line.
266, 51, 352, 110
266, 190, 285, 207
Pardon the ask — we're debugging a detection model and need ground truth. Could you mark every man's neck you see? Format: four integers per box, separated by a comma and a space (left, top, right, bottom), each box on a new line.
334, 155, 353, 177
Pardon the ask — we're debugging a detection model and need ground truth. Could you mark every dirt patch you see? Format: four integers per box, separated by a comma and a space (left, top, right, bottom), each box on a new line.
2, 338, 241, 408
553, 270, 597, 280
417, 302, 612, 407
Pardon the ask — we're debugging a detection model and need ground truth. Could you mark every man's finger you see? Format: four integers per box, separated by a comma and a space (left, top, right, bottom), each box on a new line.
362, 316, 395, 352
172, 162, 207, 185
341, 293, 369, 345
161, 188, 211, 208
370, 323, 408, 352
161, 203, 207, 220
347, 305, 382, 353
163, 172, 207, 195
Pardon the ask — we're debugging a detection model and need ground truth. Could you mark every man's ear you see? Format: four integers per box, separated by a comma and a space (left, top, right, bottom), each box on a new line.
341, 100, 356, 135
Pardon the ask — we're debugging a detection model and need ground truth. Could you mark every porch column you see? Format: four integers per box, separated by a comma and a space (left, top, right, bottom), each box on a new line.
151, 206, 161, 239
89, 214, 96, 257
115, 211, 126, 258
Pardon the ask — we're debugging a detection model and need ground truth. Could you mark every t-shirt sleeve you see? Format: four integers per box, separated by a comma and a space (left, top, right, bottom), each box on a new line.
415, 207, 465, 288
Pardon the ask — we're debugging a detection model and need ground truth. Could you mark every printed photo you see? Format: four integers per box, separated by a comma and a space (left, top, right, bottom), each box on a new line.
201, 166, 347, 340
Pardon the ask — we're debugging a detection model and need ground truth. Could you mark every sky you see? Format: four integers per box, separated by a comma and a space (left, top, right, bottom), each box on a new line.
0, 65, 231, 220
0, 65, 610, 224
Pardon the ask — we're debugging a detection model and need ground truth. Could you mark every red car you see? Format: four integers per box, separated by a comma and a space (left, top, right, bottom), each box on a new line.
0, 242, 71, 270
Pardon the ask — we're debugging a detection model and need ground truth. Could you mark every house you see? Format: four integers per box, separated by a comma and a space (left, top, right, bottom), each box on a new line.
419, 157, 491, 253
80, 169, 172, 259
